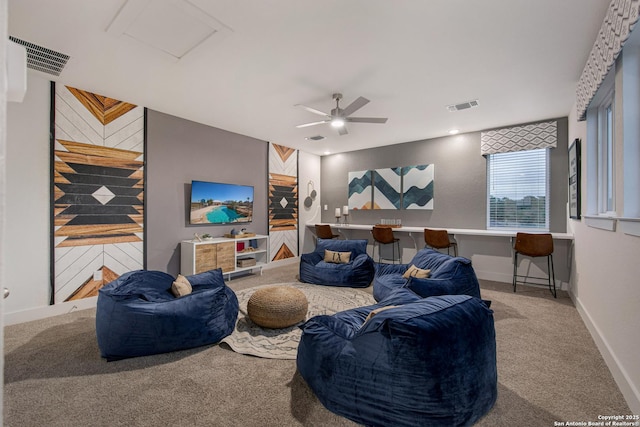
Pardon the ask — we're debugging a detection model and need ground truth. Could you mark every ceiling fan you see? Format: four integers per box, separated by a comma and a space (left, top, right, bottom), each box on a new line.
295, 93, 388, 135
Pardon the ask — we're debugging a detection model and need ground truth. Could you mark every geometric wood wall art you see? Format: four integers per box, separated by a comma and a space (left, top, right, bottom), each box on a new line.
347, 170, 373, 210
268, 143, 298, 261
52, 84, 145, 304
402, 164, 434, 210
373, 167, 401, 210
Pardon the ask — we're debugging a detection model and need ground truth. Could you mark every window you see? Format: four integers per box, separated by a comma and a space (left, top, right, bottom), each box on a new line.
581, 6, 640, 234
487, 148, 550, 230
598, 92, 615, 214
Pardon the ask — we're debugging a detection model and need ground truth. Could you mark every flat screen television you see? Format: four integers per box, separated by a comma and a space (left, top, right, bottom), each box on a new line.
189, 180, 254, 225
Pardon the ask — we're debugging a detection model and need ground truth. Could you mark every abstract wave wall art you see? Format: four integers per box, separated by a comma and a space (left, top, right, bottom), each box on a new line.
402, 164, 434, 210
373, 167, 402, 210
348, 170, 373, 210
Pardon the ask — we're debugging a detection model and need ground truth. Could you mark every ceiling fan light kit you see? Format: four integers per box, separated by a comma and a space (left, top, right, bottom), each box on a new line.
296, 92, 388, 136
331, 118, 345, 128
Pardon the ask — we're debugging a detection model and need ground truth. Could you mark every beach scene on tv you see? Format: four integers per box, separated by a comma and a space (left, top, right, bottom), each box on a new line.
190, 181, 253, 225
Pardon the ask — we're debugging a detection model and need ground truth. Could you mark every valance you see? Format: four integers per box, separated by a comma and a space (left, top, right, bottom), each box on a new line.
576, 0, 640, 121
480, 120, 557, 156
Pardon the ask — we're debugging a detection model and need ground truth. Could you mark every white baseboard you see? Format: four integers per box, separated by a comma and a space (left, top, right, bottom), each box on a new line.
4, 260, 302, 325
263, 256, 299, 269
475, 270, 568, 291
4, 296, 97, 326
572, 293, 640, 414
475, 270, 512, 284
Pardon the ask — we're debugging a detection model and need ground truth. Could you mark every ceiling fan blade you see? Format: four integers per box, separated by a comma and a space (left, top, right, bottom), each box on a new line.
345, 117, 388, 124
295, 104, 330, 117
296, 120, 329, 128
337, 126, 349, 136
340, 96, 370, 117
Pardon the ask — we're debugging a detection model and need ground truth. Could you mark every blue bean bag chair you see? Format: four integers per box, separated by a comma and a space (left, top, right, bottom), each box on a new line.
373, 248, 481, 301
297, 294, 497, 427
96, 268, 239, 361
299, 239, 374, 287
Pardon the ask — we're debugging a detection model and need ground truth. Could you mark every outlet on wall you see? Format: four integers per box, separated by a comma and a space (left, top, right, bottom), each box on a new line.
94, 270, 103, 282
324, 204, 328, 210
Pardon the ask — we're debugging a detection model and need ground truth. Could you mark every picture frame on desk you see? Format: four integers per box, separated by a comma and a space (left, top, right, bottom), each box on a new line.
568, 138, 581, 220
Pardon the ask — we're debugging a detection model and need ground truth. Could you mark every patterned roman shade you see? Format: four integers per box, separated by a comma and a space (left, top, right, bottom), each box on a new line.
480, 120, 557, 156
576, 0, 640, 121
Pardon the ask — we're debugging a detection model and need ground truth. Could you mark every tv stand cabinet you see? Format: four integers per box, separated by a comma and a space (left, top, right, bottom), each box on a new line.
181, 234, 269, 279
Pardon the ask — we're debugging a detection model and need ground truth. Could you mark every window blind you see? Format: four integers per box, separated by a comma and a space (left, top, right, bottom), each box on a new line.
487, 149, 550, 230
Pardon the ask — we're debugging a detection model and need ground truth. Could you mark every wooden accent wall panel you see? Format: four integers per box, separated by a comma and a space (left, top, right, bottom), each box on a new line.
268, 143, 298, 261
52, 84, 145, 303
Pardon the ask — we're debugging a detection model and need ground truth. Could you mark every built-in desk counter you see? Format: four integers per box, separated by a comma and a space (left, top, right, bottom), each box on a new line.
306, 223, 574, 290
310, 223, 573, 245
309, 223, 572, 251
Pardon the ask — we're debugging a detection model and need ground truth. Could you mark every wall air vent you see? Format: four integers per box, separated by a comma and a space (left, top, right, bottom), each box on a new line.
447, 99, 479, 112
8, 36, 70, 76
305, 135, 325, 141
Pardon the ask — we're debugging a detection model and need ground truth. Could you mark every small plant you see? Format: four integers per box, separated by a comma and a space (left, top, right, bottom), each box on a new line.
201, 233, 212, 239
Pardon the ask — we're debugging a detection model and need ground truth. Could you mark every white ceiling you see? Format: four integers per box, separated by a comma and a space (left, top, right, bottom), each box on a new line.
8, 0, 611, 156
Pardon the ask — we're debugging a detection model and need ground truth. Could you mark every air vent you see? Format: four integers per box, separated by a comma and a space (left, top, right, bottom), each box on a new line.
9, 36, 70, 76
305, 135, 325, 141
447, 99, 479, 112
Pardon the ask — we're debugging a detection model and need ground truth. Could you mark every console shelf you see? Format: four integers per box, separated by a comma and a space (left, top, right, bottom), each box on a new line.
181, 234, 269, 279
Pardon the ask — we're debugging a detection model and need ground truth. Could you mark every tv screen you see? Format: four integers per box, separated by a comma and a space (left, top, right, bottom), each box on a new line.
190, 180, 254, 225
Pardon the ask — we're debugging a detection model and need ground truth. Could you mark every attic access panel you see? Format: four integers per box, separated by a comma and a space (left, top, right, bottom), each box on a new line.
106, 0, 232, 60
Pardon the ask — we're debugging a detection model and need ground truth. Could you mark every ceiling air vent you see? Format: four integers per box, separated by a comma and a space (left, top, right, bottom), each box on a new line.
447, 99, 479, 112
8, 36, 70, 76
306, 135, 325, 141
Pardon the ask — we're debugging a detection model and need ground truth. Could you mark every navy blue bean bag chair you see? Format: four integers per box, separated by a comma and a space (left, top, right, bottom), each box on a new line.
299, 238, 374, 287
96, 268, 238, 361
297, 293, 497, 427
373, 248, 481, 301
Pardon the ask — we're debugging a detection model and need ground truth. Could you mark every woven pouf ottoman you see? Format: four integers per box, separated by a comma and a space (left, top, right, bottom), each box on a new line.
247, 286, 308, 329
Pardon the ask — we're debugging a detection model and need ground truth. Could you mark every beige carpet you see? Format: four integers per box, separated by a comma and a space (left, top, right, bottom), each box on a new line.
3, 263, 632, 426
222, 283, 376, 359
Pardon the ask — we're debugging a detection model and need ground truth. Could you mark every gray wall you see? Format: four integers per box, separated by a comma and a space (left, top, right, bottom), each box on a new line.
321, 117, 568, 232
146, 110, 268, 275
550, 117, 569, 232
